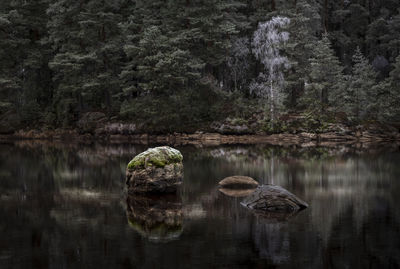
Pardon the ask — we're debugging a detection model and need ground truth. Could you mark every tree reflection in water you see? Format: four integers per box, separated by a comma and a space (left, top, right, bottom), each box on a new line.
0, 141, 399, 268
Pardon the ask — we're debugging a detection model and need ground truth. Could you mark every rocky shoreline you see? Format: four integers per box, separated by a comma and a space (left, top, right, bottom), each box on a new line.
1, 125, 399, 147
2, 111, 400, 146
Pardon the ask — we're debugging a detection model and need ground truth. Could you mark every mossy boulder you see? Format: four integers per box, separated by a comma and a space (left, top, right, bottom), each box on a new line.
127, 146, 183, 170
126, 146, 183, 193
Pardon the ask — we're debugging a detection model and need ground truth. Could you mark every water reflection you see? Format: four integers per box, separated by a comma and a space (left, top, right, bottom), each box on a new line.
219, 187, 255, 197
252, 218, 291, 264
126, 194, 183, 242
0, 141, 399, 268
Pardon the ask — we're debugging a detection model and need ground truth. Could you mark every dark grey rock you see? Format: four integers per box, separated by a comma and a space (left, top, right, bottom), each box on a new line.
241, 184, 308, 213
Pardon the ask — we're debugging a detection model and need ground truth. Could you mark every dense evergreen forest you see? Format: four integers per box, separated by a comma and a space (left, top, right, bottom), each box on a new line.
1, 0, 400, 134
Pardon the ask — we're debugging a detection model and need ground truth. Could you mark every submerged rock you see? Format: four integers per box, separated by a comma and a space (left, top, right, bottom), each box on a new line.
241, 184, 308, 213
126, 194, 183, 242
218, 176, 259, 189
126, 146, 183, 193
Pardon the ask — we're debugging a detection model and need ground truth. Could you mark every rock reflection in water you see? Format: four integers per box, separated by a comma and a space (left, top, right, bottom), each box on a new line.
126, 194, 183, 242
216, 188, 300, 221
218, 188, 256, 197
1, 141, 400, 268
252, 219, 291, 264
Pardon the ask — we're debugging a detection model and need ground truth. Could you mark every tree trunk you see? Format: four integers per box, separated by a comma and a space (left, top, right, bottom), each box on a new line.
270, 76, 274, 128
324, 0, 328, 31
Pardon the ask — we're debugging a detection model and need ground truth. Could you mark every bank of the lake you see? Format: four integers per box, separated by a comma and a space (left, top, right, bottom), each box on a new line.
1, 123, 400, 147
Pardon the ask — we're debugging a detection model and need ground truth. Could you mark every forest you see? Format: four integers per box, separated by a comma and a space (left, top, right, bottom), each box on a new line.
1, 0, 400, 134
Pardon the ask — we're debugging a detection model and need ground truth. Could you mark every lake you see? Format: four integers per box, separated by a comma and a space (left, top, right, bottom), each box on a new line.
0, 141, 399, 268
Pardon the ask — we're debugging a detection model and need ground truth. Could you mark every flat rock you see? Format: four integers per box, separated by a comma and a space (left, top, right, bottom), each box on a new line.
218, 176, 259, 188
241, 184, 308, 213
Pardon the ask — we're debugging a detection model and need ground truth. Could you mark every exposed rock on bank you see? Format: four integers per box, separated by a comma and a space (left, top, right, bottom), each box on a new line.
126, 146, 183, 193
241, 184, 308, 213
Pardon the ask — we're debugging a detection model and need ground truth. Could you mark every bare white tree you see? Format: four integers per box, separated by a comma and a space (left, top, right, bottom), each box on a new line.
251, 16, 290, 127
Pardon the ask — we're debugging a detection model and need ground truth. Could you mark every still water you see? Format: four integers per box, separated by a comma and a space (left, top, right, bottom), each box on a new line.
0, 141, 399, 268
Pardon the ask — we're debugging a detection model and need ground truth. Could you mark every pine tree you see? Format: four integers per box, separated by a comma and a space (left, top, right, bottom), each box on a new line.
378, 55, 400, 122
180, 0, 248, 80
121, 1, 206, 97
390, 55, 400, 84
119, 0, 248, 125
331, 3, 368, 64
0, 9, 22, 115
131, 25, 204, 95
284, 0, 321, 108
347, 47, 377, 121
306, 34, 344, 112
367, 8, 400, 66
0, 0, 51, 126
47, 0, 126, 125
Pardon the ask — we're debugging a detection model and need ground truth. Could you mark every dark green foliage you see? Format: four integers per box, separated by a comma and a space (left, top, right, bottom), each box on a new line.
284, 0, 321, 108
379, 55, 400, 122
305, 34, 345, 112
0, 0, 51, 127
347, 47, 377, 121
0, 0, 399, 132
47, 0, 125, 125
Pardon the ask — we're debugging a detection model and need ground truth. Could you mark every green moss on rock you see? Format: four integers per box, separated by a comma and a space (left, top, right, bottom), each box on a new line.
127, 146, 183, 170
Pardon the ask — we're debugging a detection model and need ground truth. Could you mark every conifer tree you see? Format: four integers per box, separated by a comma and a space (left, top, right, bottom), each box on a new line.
306, 34, 344, 112
367, 9, 400, 66
180, 0, 248, 82
0, 0, 51, 125
284, 0, 321, 108
380, 55, 400, 121
347, 47, 377, 121
47, 0, 126, 125
390, 55, 400, 85
120, 0, 247, 101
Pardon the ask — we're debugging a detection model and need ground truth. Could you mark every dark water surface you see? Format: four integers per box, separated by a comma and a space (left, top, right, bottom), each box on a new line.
1, 142, 400, 268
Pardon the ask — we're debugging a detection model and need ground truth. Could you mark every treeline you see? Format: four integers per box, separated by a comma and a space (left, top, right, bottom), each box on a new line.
0, 0, 399, 133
